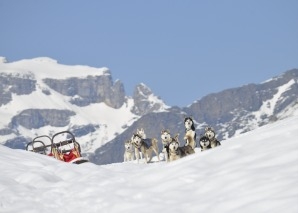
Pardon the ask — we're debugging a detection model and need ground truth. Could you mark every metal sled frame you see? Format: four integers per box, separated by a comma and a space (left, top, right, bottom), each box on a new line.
26, 135, 52, 155
51, 131, 88, 164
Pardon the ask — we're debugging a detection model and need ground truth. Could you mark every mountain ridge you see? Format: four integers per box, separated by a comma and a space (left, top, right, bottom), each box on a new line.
0, 57, 297, 165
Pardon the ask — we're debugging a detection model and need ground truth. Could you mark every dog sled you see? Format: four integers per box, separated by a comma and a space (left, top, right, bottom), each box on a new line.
26, 135, 52, 155
26, 131, 89, 164
51, 131, 89, 164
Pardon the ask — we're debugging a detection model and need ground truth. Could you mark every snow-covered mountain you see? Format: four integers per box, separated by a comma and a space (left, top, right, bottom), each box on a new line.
0, 57, 168, 155
0, 56, 297, 165
1, 115, 297, 213
92, 69, 298, 165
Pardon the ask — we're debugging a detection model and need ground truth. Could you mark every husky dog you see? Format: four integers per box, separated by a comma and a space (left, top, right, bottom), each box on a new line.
123, 140, 134, 162
136, 128, 146, 139
204, 126, 221, 148
160, 130, 179, 162
199, 135, 212, 152
132, 129, 160, 163
183, 117, 197, 149
168, 137, 195, 162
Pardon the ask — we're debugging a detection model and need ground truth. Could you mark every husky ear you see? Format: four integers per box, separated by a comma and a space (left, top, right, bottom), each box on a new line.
174, 134, 179, 143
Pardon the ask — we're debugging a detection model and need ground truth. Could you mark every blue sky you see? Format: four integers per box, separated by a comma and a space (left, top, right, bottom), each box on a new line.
0, 1, 297, 107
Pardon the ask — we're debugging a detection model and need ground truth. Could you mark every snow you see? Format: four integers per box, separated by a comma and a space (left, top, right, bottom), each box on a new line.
0, 57, 141, 153
1, 116, 297, 213
254, 79, 296, 118
0, 57, 109, 80
0, 56, 7, 63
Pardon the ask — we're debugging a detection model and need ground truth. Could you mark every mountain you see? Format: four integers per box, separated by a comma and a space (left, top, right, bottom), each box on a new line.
1, 115, 297, 213
0, 56, 297, 165
0, 57, 167, 155
90, 69, 298, 165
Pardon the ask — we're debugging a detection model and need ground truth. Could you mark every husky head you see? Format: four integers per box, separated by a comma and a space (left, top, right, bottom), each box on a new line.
136, 128, 146, 139
132, 133, 143, 147
184, 117, 195, 131
204, 127, 216, 140
169, 140, 180, 152
124, 140, 133, 151
199, 135, 211, 149
161, 129, 172, 144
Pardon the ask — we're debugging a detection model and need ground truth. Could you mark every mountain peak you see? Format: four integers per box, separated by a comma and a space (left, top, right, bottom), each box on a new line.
131, 83, 169, 115
31, 57, 58, 64
135, 83, 153, 97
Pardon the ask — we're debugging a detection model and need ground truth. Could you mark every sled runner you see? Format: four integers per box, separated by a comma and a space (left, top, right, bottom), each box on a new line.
26, 135, 52, 155
51, 131, 89, 164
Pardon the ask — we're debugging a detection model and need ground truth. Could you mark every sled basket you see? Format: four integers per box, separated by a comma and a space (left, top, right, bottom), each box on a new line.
51, 131, 88, 164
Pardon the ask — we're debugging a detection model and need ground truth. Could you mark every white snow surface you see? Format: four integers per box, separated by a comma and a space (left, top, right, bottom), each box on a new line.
1, 116, 298, 213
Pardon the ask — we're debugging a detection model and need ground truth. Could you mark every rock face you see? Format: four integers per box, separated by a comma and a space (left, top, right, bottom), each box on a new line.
9, 109, 76, 129
131, 83, 167, 115
0, 74, 36, 106
90, 69, 298, 165
43, 74, 125, 108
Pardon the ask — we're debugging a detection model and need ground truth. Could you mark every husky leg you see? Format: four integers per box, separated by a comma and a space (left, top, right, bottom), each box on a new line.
144, 152, 148, 164
155, 148, 160, 162
146, 149, 153, 163
135, 148, 140, 163
130, 153, 134, 161
152, 139, 160, 162
141, 147, 148, 164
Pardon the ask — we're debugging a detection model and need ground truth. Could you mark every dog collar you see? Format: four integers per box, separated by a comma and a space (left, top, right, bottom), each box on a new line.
133, 141, 141, 149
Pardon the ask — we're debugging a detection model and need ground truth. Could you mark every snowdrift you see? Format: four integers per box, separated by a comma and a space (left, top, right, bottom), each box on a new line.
0, 116, 297, 213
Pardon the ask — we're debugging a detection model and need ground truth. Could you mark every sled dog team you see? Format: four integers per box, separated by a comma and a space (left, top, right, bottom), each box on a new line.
124, 117, 221, 163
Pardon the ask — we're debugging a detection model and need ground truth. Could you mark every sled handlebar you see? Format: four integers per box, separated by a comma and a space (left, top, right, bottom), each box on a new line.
51, 131, 76, 145
32, 135, 52, 142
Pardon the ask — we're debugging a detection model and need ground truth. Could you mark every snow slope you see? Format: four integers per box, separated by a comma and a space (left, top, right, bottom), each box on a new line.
1, 115, 297, 213
0, 57, 139, 152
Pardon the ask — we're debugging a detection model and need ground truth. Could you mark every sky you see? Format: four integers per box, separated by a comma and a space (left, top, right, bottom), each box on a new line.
0, 1, 298, 107
0, 115, 297, 213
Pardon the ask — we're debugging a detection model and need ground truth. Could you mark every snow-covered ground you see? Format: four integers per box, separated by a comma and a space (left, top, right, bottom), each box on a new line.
1, 116, 297, 213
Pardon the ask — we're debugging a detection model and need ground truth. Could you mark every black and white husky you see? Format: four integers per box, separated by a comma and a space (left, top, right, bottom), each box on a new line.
199, 135, 212, 152
204, 126, 221, 148
131, 128, 160, 164
183, 117, 197, 149
168, 137, 195, 162
160, 129, 179, 162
